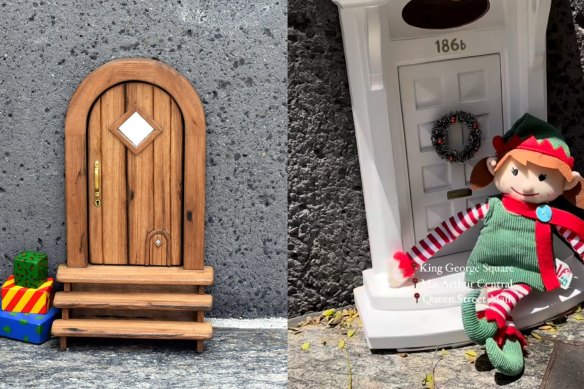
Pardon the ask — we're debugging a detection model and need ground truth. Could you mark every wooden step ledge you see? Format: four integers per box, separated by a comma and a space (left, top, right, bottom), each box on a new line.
56, 264, 213, 286
51, 319, 212, 340
54, 291, 212, 311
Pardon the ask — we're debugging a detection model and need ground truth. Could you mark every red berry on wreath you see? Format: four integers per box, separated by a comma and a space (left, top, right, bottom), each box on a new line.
450, 116, 456, 124
437, 138, 443, 145
472, 122, 479, 129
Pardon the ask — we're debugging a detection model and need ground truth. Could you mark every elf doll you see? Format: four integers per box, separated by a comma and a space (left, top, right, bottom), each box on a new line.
388, 113, 584, 376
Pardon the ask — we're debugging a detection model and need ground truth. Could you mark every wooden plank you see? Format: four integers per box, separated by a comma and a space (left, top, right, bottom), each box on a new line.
100, 84, 128, 264
127, 83, 155, 265
197, 286, 205, 322
183, 131, 205, 270
196, 285, 205, 352
56, 264, 214, 285
170, 98, 183, 266
182, 88, 206, 270
152, 87, 173, 266
60, 337, 67, 350
54, 292, 212, 311
60, 283, 71, 350
62, 283, 71, 319
65, 134, 88, 267
51, 319, 212, 340
87, 99, 103, 264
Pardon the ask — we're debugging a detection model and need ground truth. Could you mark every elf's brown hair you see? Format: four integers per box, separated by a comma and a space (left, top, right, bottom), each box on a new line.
469, 151, 584, 208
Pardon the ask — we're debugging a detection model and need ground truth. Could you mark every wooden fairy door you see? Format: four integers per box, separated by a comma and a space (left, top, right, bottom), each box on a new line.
87, 83, 183, 266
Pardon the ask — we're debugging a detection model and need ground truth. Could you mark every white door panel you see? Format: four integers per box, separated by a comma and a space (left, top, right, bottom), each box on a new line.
398, 54, 503, 258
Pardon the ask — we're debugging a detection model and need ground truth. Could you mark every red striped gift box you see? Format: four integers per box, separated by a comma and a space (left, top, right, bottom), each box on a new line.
1, 275, 54, 314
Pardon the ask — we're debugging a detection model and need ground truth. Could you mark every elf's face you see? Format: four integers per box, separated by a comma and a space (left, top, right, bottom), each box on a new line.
492, 157, 567, 204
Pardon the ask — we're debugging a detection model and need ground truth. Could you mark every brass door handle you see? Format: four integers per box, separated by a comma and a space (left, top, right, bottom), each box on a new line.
94, 160, 101, 207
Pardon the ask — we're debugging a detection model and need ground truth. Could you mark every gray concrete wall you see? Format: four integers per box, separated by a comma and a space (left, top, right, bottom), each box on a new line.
0, 0, 288, 318
288, 0, 584, 316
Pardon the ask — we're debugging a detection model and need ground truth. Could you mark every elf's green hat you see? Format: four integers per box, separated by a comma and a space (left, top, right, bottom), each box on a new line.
492, 113, 574, 180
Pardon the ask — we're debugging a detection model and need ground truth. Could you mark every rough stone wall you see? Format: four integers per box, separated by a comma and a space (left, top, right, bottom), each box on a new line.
288, 0, 370, 317
288, 0, 584, 317
548, 0, 584, 167
0, 0, 288, 318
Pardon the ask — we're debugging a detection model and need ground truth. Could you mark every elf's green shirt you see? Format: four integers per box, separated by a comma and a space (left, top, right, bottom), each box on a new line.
465, 197, 546, 291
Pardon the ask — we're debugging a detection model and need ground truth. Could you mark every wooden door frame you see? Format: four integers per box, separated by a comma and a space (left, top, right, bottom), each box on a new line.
65, 58, 206, 270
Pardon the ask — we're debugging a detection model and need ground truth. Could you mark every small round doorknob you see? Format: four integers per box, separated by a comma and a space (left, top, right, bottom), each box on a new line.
155, 239, 162, 247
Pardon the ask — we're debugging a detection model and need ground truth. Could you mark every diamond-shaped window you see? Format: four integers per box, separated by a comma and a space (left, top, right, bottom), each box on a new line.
109, 108, 163, 154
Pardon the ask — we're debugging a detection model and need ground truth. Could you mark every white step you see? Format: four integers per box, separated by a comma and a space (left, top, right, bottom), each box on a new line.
357, 254, 584, 350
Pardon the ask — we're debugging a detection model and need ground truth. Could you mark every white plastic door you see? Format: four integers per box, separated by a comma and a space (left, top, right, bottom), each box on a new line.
398, 54, 503, 257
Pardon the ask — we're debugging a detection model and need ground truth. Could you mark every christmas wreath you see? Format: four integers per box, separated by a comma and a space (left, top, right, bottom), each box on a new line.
431, 111, 481, 163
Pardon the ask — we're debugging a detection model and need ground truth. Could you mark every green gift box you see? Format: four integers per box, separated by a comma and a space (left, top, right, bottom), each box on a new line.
13, 251, 48, 289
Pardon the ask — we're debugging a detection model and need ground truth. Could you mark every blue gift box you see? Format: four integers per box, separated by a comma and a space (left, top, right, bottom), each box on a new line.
0, 298, 60, 344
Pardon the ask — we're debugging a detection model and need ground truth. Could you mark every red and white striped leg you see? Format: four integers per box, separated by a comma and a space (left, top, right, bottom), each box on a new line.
484, 284, 532, 328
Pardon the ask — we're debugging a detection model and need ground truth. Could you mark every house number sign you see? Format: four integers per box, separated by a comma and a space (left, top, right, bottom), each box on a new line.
434, 38, 467, 54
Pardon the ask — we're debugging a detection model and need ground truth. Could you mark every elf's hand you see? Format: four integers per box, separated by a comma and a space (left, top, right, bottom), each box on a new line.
388, 251, 417, 288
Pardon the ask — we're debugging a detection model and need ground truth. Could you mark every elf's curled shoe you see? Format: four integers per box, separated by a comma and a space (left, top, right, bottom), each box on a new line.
485, 337, 524, 377
461, 289, 497, 345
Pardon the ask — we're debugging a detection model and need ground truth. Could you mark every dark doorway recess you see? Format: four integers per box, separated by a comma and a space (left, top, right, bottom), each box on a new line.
402, 0, 490, 30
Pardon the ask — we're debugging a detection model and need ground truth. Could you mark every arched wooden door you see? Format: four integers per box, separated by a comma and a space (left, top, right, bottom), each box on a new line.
56, 59, 212, 352
88, 83, 183, 266
64, 59, 206, 270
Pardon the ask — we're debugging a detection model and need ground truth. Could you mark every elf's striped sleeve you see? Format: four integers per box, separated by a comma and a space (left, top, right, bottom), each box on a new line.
556, 226, 584, 259
396, 202, 490, 269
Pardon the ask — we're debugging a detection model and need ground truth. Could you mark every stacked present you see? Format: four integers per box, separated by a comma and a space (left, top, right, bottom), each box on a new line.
0, 251, 59, 344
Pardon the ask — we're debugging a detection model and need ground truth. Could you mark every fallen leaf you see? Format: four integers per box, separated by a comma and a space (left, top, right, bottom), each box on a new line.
398, 353, 408, 358
573, 314, 584, 321
301, 342, 311, 351
288, 327, 302, 335
440, 348, 449, 357
347, 329, 356, 338
322, 309, 336, 318
532, 332, 542, 340
329, 311, 343, 327
539, 325, 553, 330
464, 350, 478, 363
338, 339, 346, 349
422, 373, 434, 389
311, 316, 321, 325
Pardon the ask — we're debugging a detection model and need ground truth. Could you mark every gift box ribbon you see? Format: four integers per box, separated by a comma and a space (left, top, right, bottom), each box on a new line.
1, 275, 54, 314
